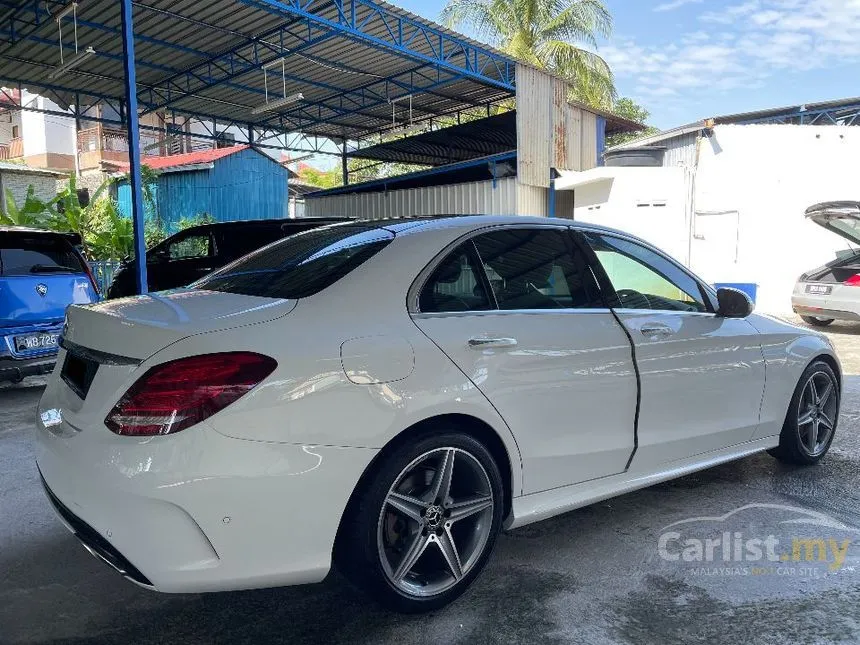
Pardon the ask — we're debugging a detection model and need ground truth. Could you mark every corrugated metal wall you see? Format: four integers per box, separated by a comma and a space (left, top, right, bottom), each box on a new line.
306, 177, 518, 219
660, 132, 699, 167
117, 148, 289, 232
516, 63, 601, 187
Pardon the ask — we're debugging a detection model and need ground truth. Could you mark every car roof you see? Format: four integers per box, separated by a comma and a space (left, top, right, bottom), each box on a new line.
364, 214, 627, 237
175, 217, 351, 236
0, 226, 81, 244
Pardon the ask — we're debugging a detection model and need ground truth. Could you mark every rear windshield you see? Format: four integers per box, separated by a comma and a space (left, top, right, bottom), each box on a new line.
193, 225, 393, 298
0, 234, 86, 276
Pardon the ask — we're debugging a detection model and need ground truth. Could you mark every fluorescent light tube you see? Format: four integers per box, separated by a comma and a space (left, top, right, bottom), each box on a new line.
252, 92, 304, 115
48, 46, 95, 79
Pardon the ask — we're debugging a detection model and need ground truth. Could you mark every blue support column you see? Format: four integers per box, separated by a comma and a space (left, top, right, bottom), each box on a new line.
596, 116, 606, 167
120, 0, 148, 295
548, 168, 556, 218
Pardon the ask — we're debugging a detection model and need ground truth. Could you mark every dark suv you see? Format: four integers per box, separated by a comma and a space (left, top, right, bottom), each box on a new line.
107, 218, 348, 298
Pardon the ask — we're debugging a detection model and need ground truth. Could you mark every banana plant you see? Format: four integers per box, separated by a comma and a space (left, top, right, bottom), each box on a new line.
0, 185, 60, 228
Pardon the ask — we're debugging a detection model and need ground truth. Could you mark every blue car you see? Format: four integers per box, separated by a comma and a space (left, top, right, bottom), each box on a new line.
0, 227, 99, 383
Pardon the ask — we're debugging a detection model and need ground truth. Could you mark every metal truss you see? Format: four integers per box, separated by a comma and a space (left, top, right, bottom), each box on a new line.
732, 103, 860, 126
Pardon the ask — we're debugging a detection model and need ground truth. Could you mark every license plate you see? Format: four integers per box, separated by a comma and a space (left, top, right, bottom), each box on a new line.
805, 284, 832, 295
14, 332, 59, 352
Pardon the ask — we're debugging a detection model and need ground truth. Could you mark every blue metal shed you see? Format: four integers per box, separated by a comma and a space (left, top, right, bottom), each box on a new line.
116, 146, 289, 233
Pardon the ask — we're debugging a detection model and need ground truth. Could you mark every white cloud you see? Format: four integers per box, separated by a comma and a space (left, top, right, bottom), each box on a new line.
653, 0, 703, 12
607, 0, 860, 113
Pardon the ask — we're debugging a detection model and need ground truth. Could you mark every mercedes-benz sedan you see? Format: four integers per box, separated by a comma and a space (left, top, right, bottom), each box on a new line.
35, 216, 840, 612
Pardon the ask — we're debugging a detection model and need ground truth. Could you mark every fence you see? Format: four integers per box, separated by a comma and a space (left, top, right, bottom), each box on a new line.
89, 260, 121, 295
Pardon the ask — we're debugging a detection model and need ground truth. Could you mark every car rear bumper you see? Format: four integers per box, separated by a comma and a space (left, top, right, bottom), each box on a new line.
0, 354, 56, 383
34, 383, 378, 593
791, 292, 860, 321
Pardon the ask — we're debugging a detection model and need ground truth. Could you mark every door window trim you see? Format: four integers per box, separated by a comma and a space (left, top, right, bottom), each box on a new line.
408, 223, 613, 316
576, 229, 717, 314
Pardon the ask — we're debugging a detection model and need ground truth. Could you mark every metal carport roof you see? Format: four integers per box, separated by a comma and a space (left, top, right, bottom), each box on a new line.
0, 0, 516, 146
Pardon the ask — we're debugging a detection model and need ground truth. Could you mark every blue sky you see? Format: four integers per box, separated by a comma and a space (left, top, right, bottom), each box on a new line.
395, 0, 860, 129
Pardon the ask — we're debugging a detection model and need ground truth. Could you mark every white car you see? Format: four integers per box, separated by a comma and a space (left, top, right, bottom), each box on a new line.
793, 201, 860, 326
35, 216, 840, 612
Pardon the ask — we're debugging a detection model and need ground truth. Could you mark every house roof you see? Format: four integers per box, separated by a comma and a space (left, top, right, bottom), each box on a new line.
112, 145, 250, 172
0, 161, 68, 177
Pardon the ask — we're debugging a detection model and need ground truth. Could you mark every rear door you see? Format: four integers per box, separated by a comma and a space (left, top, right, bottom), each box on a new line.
579, 230, 766, 468
0, 232, 96, 327
411, 225, 638, 494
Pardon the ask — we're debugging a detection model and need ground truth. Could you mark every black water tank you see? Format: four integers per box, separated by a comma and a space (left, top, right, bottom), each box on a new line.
604, 146, 666, 167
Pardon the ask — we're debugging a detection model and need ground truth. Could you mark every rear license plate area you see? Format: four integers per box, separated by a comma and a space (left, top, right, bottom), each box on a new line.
61, 351, 99, 400
805, 284, 832, 295
14, 332, 59, 353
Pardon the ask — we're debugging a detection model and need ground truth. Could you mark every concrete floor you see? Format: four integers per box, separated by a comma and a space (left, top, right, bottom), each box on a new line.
2, 316, 860, 644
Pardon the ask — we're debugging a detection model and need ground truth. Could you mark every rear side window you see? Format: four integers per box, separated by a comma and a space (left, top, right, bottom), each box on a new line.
193, 225, 392, 299
473, 228, 603, 310
0, 234, 86, 276
419, 243, 492, 313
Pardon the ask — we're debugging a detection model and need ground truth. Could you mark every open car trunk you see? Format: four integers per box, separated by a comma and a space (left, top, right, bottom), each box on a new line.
804, 202, 860, 282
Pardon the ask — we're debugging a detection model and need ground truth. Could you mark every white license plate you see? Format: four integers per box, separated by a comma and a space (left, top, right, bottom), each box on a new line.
805, 284, 831, 295
14, 332, 59, 352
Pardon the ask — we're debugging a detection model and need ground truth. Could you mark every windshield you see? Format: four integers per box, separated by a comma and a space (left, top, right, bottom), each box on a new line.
0, 233, 86, 276
192, 225, 393, 299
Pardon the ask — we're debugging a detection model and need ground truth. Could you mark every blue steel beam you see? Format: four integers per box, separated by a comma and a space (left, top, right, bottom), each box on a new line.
237, 0, 515, 91
120, 0, 148, 295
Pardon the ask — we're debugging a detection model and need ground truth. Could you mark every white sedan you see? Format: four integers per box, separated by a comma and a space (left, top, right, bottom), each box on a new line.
35, 216, 840, 612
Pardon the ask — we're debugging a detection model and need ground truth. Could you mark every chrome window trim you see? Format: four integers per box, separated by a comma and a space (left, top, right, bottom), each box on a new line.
412, 308, 616, 320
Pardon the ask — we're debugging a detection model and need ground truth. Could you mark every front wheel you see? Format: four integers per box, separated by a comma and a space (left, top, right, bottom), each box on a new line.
336, 433, 503, 613
800, 315, 834, 327
769, 360, 839, 465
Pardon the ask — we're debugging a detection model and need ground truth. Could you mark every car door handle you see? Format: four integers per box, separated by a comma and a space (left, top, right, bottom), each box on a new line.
639, 324, 674, 338
468, 337, 518, 349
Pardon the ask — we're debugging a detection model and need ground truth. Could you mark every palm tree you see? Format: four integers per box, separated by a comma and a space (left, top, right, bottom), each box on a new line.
441, 0, 616, 110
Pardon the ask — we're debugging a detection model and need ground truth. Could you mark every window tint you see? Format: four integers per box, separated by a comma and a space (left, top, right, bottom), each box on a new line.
419, 243, 491, 313
473, 228, 602, 310
215, 227, 283, 261
0, 234, 85, 276
168, 232, 211, 260
193, 225, 392, 299
583, 232, 707, 312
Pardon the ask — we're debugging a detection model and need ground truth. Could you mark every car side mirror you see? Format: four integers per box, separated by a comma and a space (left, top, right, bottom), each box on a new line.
716, 287, 753, 318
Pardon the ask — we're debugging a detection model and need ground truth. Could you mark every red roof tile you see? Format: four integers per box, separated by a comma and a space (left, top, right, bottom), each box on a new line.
115, 145, 249, 171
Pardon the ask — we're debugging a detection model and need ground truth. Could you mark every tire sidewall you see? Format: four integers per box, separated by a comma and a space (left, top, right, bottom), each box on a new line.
782, 360, 839, 464
347, 432, 504, 613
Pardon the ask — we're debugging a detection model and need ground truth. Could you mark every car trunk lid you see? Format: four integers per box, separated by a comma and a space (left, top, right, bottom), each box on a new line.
806, 201, 860, 245
63, 288, 296, 361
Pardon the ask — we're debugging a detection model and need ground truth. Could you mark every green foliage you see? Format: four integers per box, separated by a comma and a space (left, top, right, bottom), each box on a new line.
297, 166, 342, 189
144, 220, 168, 248
87, 197, 133, 261
0, 185, 60, 228
441, 0, 616, 110
177, 212, 215, 232
606, 97, 661, 148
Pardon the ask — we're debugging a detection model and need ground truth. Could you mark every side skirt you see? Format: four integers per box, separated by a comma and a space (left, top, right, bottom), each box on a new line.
505, 435, 779, 530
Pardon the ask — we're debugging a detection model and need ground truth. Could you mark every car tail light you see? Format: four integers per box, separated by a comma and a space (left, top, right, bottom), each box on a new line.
844, 274, 860, 286
81, 258, 100, 296
105, 352, 277, 436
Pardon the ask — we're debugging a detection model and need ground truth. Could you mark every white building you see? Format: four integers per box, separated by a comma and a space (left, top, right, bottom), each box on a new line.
556, 99, 860, 314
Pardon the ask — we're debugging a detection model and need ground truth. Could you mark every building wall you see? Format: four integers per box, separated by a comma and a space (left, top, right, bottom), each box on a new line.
690, 124, 859, 312
515, 64, 601, 187
0, 170, 63, 213
118, 148, 288, 231
306, 177, 518, 219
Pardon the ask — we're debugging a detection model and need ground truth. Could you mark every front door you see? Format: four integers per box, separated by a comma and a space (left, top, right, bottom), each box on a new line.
411, 226, 638, 494
580, 231, 766, 468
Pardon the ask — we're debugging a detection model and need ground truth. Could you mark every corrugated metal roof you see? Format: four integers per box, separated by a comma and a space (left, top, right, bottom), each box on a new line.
349, 111, 516, 166
0, 0, 515, 141
0, 160, 68, 176
113, 145, 250, 170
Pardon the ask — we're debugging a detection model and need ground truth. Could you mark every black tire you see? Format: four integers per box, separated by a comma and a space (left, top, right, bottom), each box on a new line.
800, 315, 834, 327
336, 432, 504, 613
768, 360, 839, 465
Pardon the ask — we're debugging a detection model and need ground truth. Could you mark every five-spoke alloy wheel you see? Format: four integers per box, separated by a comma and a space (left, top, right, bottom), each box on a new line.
337, 432, 503, 613
770, 360, 840, 465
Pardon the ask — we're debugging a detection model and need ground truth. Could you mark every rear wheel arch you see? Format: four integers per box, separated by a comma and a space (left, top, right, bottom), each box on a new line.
812, 353, 841, 391
333, 413, 517, 559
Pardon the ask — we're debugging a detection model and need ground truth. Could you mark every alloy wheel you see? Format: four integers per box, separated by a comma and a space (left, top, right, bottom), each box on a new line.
796, 370, 838, 457
377, 447, 495, 597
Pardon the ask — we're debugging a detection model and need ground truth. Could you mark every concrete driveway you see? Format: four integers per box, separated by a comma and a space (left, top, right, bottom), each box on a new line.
2, 317, 860, 644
